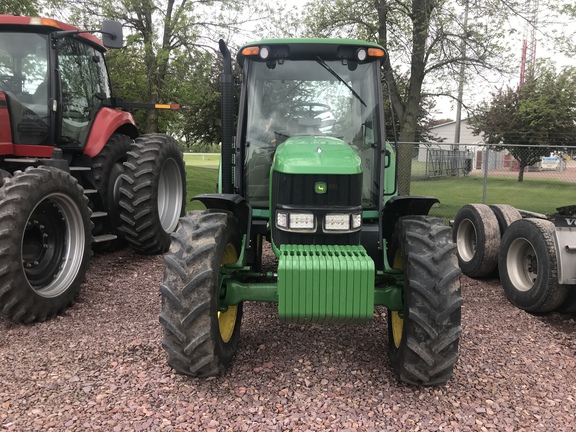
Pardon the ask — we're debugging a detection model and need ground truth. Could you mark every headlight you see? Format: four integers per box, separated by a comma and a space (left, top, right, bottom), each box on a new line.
324, 213, 362, 231
324, 213, 351, 231
289, 213, 315, 230
276, 211, 316, 231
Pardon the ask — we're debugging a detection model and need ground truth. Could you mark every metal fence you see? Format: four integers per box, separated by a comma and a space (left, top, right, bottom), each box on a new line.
401, 142, 576, 220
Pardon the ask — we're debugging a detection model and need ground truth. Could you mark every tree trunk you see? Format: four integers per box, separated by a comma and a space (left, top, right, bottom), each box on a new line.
396, 0, 436, 196
518, 165, 525, 182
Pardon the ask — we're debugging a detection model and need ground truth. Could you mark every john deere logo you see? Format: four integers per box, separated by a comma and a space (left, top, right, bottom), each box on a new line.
315, 182, 327, 194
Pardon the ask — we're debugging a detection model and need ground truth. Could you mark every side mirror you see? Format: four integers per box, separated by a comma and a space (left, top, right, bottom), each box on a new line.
101, 20, 123, 49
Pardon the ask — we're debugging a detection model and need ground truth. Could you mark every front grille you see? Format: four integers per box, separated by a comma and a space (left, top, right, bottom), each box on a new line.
271, 172, 362, 247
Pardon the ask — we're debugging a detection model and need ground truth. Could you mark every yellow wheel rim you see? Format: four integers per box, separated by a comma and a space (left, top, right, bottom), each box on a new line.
391, 249, 404, 348
391, 311, 403, 348
218, 243, 238, 343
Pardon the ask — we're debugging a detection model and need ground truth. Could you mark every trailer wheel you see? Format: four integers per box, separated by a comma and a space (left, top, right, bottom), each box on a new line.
92, 133, 132, 251
499, 218, 568, 313
159, 210, 242, 376
388, 216, 462, 386
119, 134, 186, 254
0, 166, 92, 323
489, 204, 522, 236
453, 204, 500, 278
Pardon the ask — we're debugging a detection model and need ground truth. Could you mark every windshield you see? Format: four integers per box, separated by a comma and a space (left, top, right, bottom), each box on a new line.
243, 59, 382, 209
0, 32, 49, 144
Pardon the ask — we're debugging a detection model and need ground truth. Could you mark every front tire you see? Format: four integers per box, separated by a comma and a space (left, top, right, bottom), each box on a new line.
388, 216, 462, 386
119, 134, 186, 254
498, 218, 568, 313
0, 166, 92, 323
159, 210, 242, 376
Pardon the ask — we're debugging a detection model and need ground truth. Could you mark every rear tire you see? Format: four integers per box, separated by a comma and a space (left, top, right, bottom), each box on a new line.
0, 169, 11, 188
119, 134, 186, 254
489, 204, 522, 237
453, 204, 500, 278
498, 218, 568, 313
159, 210, 242, 376
0, 166, 92, 323
92, 133, 132, 252
388, 216, 462, 386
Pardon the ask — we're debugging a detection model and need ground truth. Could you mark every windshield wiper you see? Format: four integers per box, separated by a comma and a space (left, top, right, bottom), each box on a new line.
315, 56, 367, 107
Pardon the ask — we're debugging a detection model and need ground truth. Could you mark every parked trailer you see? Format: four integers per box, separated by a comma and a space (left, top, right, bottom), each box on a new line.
453, 204, 576, 313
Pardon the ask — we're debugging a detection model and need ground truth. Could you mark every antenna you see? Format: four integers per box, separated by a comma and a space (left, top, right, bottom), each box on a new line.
519, 0, 539, 87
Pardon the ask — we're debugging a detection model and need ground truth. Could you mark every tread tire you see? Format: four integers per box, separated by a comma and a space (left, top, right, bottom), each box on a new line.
159, 210, 242, 376
0, 166, 92, 323
498, 218, 568, 313
119, 134, 186, 254
388, 216, 463, 386
453, 204, 500, 278
489, 204, 522, 237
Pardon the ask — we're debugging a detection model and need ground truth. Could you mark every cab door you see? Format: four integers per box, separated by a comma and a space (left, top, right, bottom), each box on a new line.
56, 37, 111, 148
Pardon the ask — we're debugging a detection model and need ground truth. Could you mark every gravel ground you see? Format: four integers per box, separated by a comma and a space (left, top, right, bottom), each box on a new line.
1, 246, 576, 432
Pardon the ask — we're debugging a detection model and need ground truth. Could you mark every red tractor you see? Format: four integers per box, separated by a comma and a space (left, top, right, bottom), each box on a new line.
0, 16, 186, 323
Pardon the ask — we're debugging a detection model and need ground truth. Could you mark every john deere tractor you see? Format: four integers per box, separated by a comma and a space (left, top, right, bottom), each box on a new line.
0, 16, 186, 323
160, 39, 462, 385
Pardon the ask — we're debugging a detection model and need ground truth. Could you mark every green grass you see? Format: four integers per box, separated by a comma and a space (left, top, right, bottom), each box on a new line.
412, 176, 574, 219
183, 153, 220, 167
185, 166, 218, 211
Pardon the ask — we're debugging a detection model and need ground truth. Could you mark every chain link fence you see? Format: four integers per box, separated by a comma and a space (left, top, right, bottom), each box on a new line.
399, 142, 576, 220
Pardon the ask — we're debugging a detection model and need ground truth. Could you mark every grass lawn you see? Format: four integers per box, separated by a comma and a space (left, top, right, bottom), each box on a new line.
183, 153, 220, 167
184, 166, 218, 211
412, 175, 574, 219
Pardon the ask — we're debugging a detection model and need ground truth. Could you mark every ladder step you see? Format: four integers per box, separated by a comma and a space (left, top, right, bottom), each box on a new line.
4, 157, 39, 163
91, 211, 108, 218
93, 234, 118, 243
70, 166, 91, 171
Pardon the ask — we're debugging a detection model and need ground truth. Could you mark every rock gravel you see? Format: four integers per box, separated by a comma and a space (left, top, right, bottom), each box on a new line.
1, 246, 576, 431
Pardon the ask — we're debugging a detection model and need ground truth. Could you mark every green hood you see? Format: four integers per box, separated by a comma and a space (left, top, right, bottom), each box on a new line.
273, 136, 362, 175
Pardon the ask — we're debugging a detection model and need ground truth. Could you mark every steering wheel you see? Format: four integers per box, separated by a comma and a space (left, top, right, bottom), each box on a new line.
289, 102, 331, 118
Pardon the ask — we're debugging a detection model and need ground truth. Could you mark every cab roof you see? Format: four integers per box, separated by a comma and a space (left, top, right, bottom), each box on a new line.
237, 38, 386, 67
0, 14, 105, 50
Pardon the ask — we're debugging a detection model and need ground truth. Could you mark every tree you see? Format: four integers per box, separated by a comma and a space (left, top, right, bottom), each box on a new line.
295, 0, 574, 194
471, 65, 576, 181
62, 0, 269, 135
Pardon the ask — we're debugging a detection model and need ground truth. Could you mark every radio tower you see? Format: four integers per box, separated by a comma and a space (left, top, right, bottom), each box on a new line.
519, 0, 539, 86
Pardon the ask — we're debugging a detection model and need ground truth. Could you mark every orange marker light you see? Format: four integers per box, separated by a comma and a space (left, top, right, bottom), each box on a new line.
368, 48, 385, 57
241, 46, 260, 56
30, 17, 61, 28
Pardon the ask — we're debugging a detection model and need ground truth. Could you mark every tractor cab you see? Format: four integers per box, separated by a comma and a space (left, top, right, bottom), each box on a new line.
237, 40, 387, 212
0, 16, 121, 152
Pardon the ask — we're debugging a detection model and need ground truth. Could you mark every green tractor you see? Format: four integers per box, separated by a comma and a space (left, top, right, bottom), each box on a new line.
159, 39, 462, 386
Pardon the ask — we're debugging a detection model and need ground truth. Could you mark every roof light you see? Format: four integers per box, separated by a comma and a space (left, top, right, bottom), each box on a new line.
260, 46, 270, 59
241, 46, 260, 56
356, 48, 367, 61
29, 17, 61, 28
368, 48, 385, 57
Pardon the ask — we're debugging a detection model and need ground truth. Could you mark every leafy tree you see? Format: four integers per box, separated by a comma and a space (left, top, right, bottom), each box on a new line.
471, 65, 576, 181
295, 0, 574, 194
62, 0, 268, 136
0, 0, 40, 15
